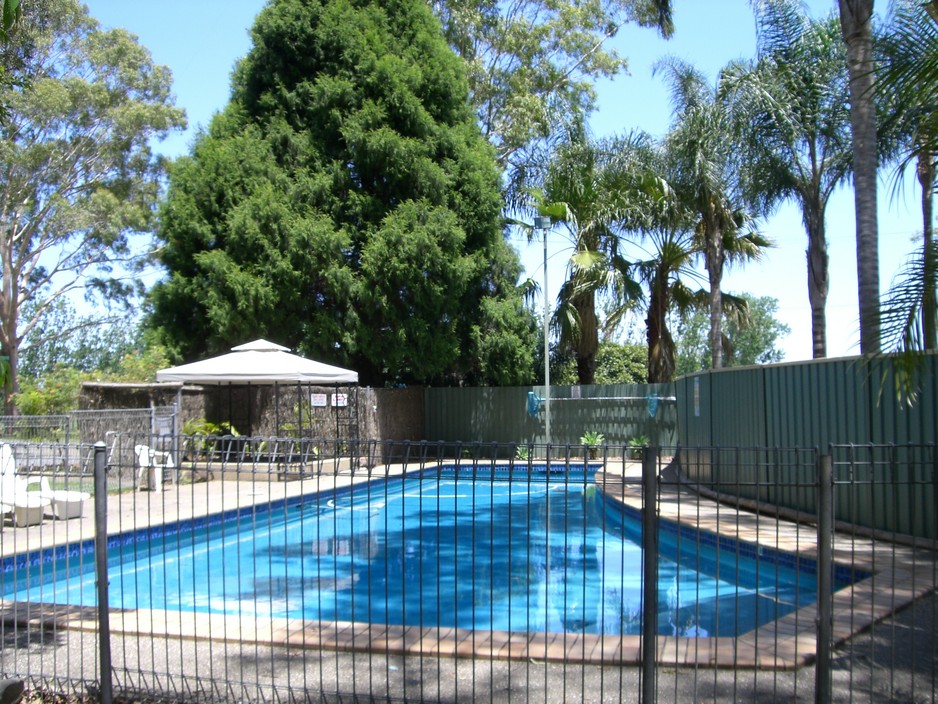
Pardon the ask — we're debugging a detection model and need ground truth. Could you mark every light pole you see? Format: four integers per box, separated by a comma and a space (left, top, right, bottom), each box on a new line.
533, 215, 551, 446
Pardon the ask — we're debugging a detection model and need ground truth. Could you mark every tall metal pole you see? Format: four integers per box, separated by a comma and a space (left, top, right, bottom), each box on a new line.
543, 225, 550, 446
815, 453, 834, 704
534, 215, 551, 447
93, 441, 113, 704
641, 447, 659, 704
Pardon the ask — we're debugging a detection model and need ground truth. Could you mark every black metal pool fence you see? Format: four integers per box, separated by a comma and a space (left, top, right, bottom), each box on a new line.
0, 437, 935, 704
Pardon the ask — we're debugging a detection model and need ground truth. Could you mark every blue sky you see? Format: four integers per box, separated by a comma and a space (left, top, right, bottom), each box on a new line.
83, 0, 921, 363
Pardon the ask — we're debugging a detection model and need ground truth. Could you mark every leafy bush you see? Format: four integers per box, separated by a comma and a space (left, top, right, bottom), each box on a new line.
628, 435, 649, 459
182, 418, 240, 460
14, 341, 173, 415
579, 431, 605, 447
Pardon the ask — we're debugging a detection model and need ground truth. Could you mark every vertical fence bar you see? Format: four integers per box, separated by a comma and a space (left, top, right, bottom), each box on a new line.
815, 453, 833, 704
641, 446, 658, 704
93, 441, 113, 704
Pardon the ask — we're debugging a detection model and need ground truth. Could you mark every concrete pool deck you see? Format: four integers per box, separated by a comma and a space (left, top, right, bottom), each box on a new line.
1, 459, 935, 671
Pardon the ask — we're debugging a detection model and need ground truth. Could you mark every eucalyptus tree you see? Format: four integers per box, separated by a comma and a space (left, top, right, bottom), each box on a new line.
657, 58, 763, 370
838, 0, 880, 354
721, 0, 852, 359
675, 294, 790, 376
430, 0, 674, 198
1, 0, 19, 39
0, 0, 185, 408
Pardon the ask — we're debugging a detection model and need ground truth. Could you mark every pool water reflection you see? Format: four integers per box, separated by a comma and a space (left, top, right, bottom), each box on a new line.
4, 466, 842, 637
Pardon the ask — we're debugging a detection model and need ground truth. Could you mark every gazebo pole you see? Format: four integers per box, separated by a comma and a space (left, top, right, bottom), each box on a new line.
275, 383, 280, 437
247, 382, 253, 436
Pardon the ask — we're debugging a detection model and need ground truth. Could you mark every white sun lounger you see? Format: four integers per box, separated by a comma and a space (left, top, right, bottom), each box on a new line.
1, 443, 88, 522
37, 477, 90, 519
0, 471, 50, 527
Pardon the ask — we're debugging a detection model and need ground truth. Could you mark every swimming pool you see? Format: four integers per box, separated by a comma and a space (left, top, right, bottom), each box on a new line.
1, 465, 858, 637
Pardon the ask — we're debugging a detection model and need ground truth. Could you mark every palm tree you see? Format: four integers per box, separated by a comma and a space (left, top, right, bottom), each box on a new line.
875, 0, 938, 404
656, 58, 758, 369
838, 0, 880, 355
614, 136, 771, 383
632, 220, 703, 383
536, 129, 650, 384
721, 0, 852, 359
879, 0, 938, 350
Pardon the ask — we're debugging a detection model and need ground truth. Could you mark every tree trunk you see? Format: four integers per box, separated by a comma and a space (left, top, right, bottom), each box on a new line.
805, 204, 830, 358
573, 290, 598, 385
839, 0, 879, 355
645, 271, 674, 383
0, 238, 16, 415
917, 153, 936, 350
705, 222, 724, 369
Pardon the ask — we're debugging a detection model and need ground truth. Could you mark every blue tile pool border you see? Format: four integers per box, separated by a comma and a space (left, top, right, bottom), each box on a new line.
598, 489, 871, 588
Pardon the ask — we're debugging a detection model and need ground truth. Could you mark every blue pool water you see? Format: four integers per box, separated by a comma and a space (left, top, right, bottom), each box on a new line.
1, 465, 860, 637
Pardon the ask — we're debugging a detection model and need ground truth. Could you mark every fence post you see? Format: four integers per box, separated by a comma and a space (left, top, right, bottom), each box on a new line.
93, 441, 113, 704
815, 453, 833, 704
64, 415, 71, 477
641, 446, 659, 704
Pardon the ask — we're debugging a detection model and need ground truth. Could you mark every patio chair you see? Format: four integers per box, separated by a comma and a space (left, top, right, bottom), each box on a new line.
0, 443, 15, 477
36, 476, 90, 520
134, 444, 175, 492
1, 442, 87, 521
0, 469, 50, 527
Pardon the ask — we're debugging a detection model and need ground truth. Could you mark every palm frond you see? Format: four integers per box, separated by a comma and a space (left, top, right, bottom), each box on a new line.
878, 0, 938, 182
878, 241, 938, 405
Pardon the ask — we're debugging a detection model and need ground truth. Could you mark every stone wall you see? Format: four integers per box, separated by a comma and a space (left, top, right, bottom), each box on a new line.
358, 387, 425, 462
78, 382, 428, 452
80, 382, 206, 421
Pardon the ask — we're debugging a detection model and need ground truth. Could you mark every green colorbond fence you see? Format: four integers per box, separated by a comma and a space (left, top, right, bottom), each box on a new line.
675, 354, 938, 448
425, 383, 677, 452
674, 354, 938, 539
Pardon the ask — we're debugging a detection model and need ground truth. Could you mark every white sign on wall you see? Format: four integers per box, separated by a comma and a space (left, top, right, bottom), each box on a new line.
332, 393, 348, 408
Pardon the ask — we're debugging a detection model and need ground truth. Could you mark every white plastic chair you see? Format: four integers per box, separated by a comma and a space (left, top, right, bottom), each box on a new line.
0, 442, 87, 522
0, 443, 15, 477
134, 444, 175, 492
0, 458, 50, 527
36, 476, 90, 520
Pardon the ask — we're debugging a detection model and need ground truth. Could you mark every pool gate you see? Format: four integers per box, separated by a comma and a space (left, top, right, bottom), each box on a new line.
0, 436, 935, 704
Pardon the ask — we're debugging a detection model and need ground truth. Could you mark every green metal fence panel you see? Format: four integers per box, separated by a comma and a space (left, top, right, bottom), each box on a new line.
678, 355, 937, 450
424, 386, 537, 445
425, 383, 677, 450
831, 444, 937, 539
673, 355, 937, 539
764, 361, 833, 448
865, 354, 938, 445
675, 373, 713, 479
710, 366, 767, 448
674, 373, 711, 445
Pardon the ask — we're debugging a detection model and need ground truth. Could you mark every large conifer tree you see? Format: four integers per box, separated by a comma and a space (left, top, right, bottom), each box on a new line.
151, 0, 533, 386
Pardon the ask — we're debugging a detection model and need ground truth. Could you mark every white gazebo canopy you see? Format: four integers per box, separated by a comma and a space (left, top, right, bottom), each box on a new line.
156, 339, 358, 385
